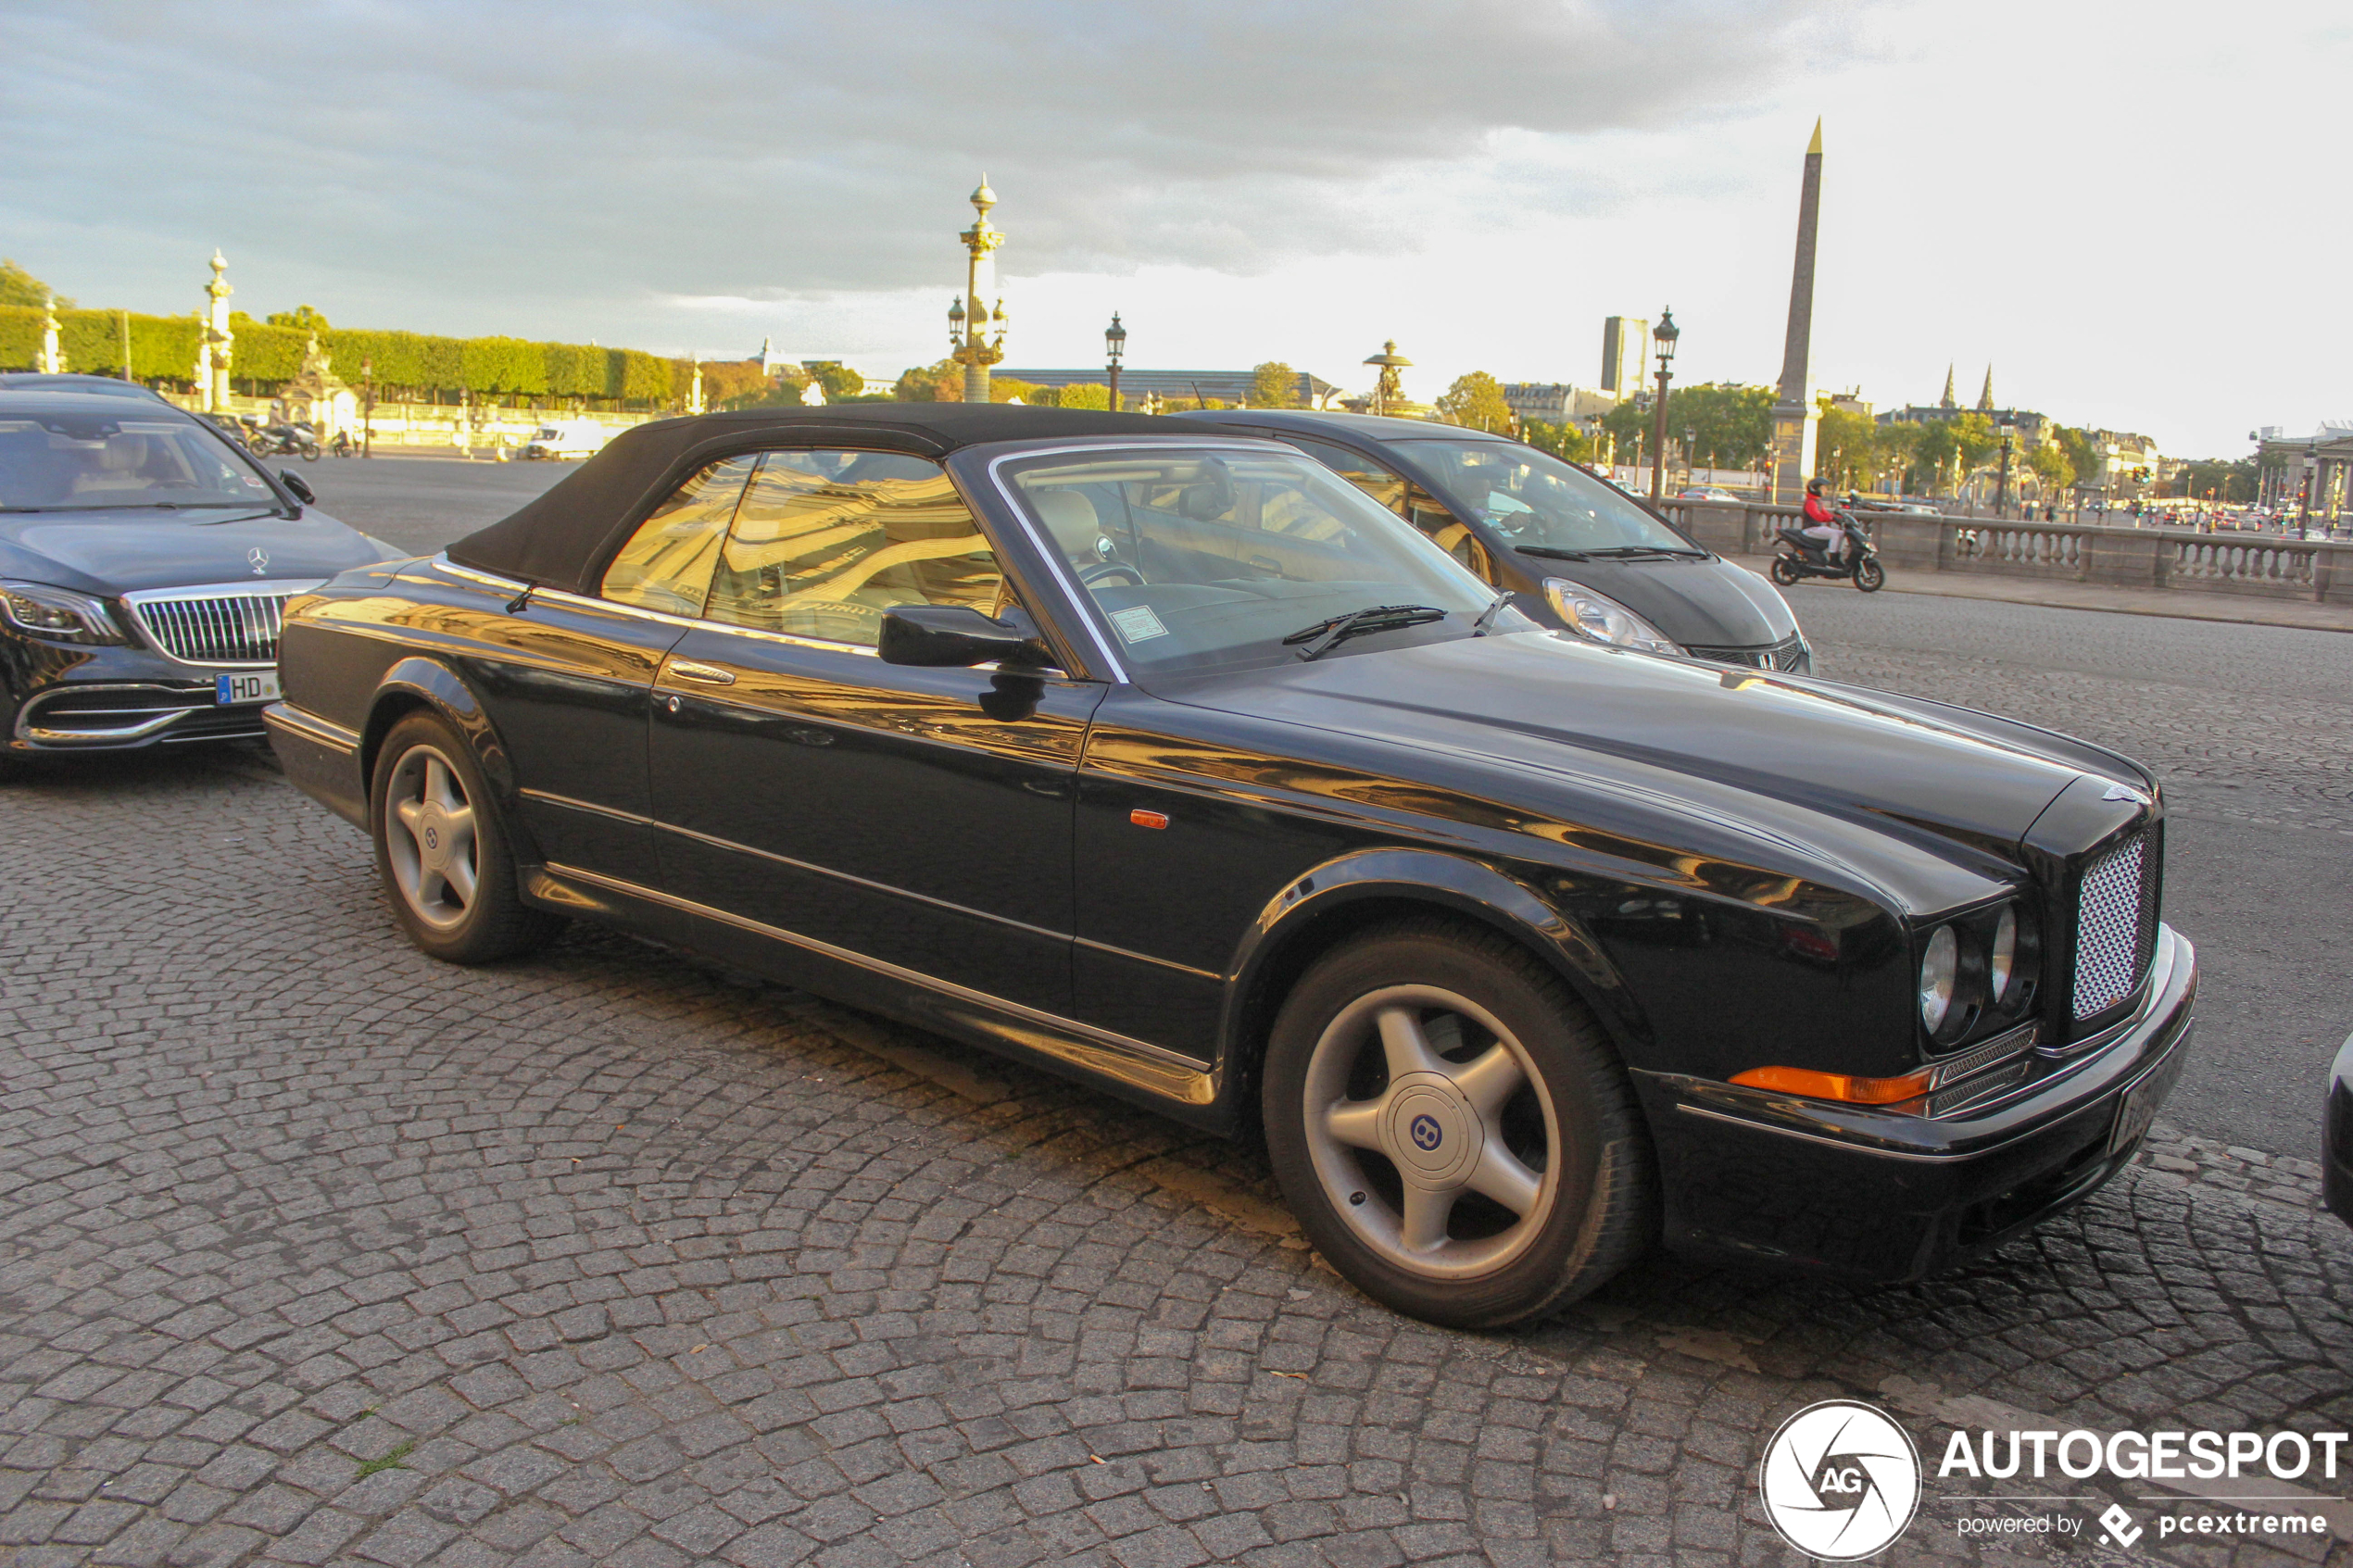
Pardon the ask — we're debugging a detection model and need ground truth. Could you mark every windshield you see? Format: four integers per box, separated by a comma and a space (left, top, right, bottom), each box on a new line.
1003, 446, 1499, 677
0, 416, 279, 512
1392, 438, 1698, 556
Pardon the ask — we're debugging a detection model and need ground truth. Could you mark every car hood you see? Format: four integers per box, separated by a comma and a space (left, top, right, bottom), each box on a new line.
0, 508, 394, 595
1526, 551, 1798, 648
1155, 630, 2121, 883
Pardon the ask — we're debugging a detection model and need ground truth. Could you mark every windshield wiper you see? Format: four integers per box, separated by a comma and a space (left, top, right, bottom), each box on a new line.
1473, 592, 1511, 635
1514, 546, 1593, 561
1282, 603, 1447, 661
1579, 545, 1707, 559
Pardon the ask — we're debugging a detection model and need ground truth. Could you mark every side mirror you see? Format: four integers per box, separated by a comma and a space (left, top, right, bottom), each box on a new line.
279, 470, 317, 506
877, 604, 1051, 669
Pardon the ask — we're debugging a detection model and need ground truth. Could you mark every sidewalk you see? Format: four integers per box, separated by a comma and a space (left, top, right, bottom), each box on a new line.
1730, 550, 2353, 634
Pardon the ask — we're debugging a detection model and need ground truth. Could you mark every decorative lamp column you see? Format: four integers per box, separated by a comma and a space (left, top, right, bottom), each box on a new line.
949, 177, 1008, 403
1994, 416, 2016, 516
1104, 313, 1126, 412
1363, 341, 1412, 417
202, 250, 234, 413
2302, 443, 2319, 535
688, 355, 705, 416
36, 294, 64, 374
1648, 309, 1679, 503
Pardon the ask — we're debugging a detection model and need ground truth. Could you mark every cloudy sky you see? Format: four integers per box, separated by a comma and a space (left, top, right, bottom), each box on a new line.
3, 0, 2343, 455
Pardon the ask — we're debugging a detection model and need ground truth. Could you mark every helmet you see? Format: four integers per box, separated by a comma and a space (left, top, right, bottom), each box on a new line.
1806, 477, 1827, 495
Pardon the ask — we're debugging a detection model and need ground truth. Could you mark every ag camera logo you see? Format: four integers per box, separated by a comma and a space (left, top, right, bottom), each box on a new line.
1759, 1399, 1921, 1560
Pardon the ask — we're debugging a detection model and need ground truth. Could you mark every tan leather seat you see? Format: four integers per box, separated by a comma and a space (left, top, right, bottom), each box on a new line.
1030, 490, 1104, 567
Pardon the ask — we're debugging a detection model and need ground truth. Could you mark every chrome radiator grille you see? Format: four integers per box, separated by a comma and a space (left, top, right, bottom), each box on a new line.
2072, 831, 2158, 1019
1689, 634, 1807, 672
128, 591, 294, 665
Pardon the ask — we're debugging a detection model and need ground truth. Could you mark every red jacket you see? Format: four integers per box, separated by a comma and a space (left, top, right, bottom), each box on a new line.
1803, 493, 1836, 524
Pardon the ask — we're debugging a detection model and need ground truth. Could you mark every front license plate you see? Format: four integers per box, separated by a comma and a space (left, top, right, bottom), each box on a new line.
216, 671, 282, 706
2108, 1047, 2183, 1158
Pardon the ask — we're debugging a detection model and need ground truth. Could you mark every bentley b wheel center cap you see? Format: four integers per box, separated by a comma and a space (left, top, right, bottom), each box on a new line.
416, 807, 450, 871
1384, 1074, 1482, 1187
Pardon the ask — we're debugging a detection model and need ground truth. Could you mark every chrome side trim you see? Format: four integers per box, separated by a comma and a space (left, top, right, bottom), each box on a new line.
434, 555, 527, 592
262, 703, 359, 755
540, 859, 1215, 1104
1076, 935, 1226, 984
649, 817, 1074, 947
519, 787, 650, 826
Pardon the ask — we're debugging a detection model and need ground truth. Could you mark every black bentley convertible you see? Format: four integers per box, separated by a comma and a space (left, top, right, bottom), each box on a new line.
267, 405, 2195, 1327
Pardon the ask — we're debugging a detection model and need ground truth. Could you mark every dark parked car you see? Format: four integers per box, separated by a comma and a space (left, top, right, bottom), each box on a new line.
1178, 408, 1810, 671
267, 404, 2194, 1327
0, 371, 171, 402
0, 392, 393, 764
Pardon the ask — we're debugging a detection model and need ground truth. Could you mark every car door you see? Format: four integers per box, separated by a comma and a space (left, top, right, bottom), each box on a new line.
647, 446, 1101, 1015
472, 454, 754, 884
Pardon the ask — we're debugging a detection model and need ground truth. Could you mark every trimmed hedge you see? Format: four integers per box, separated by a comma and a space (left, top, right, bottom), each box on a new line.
0, 305, 753, 407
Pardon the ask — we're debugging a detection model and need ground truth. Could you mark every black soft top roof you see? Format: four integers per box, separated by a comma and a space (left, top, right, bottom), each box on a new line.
447, 403, 1187, 594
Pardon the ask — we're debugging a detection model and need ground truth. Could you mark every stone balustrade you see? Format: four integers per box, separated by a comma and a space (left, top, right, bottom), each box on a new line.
1659, 501, 2353, 607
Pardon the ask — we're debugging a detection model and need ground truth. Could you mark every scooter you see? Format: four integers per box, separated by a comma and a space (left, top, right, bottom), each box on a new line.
1769, 512, 1884, 592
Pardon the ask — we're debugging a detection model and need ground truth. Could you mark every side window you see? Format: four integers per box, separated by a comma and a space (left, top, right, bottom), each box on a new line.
1285, 436, 1408, 518
599, 454, 756, 615
704, 449, 1002, 646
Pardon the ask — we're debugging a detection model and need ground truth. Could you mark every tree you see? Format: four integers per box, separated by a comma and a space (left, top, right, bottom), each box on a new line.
1815, 407, 1879, 492
893, 359, 962, 402
1436, 371, 1513, 433
1250, 361, 1301, 409
2052, 426, 2100, 493
1520, 419, 1592, 464
1055, 383, 1109, 411
1596, 383, 1771, 471
2027, 444, 2074, 498
801, 361, 864, 401
0, 258, 69, 310
265, 305, 331, 332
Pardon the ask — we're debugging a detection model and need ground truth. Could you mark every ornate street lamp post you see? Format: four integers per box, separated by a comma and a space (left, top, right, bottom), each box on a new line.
1648, 309, 1679, 504
2301, 442, 2318, 537
948, 178, 1008, 403
360, 357, 375, 458
1994, 415, 2016, 517
1104, 313, 1126, 413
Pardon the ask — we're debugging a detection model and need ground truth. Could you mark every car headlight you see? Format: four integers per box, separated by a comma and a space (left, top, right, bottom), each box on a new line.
0, 582, 127, 645
1990, 905, 2020, 1005
1919, 925, 1958, 1034
1541, 579, 1680, 655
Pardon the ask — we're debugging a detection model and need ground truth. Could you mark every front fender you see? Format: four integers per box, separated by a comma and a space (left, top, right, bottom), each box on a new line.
1217, 847, 1652, 1085
364, 657, 526, 843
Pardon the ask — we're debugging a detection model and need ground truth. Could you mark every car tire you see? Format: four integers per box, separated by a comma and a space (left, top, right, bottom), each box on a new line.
1854, 558, 1886, 592
1262, 919, 1655, 1328
1768, 556, 1801, 585
370, 710, 563, 963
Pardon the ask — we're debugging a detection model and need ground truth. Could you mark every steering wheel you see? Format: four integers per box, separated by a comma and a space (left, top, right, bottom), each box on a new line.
1078, 560, 1146, 588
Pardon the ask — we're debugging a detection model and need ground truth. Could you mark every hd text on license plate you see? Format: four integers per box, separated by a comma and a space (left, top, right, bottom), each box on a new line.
216, 671, 282, 705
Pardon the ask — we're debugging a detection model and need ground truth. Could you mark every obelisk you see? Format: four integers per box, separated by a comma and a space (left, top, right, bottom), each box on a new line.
1768, 121, 1823, 507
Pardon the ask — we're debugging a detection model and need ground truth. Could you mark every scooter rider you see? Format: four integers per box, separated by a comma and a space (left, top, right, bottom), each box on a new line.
1799, 478, 1846, 566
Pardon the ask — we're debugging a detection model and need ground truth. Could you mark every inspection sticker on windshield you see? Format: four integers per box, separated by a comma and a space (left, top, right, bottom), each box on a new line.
1109, 605, 1169, 643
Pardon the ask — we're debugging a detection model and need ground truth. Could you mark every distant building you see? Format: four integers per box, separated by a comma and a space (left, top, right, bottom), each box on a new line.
1501, 383, 1619, 426
1600, 317, 1647, 397
995, 367, 1339, 408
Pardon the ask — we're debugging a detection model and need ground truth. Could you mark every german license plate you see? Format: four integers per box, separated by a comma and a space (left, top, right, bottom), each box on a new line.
216, 671, 282, 706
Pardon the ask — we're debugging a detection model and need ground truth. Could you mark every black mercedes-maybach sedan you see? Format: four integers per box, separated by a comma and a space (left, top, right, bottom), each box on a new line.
0, 391, 393, 766
266, 404, 2194, 1327
1178, 408, 1811, 673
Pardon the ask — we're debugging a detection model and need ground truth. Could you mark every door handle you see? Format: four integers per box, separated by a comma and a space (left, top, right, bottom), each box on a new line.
671, 660, 736, 685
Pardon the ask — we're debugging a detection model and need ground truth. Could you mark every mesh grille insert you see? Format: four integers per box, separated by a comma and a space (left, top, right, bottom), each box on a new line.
2073, 832, 2156, 1019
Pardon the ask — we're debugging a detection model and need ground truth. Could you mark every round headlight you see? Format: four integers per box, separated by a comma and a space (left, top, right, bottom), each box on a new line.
1990, 906, 2019, 1004
1919, 925, 1958, 1034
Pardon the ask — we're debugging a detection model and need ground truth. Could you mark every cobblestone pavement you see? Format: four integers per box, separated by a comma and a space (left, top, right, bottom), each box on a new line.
5, 750, 2352, 1568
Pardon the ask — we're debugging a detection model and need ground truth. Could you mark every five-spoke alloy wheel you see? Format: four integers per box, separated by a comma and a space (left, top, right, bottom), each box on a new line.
370, 710, 562, 963
1265, 921, 1654, 1327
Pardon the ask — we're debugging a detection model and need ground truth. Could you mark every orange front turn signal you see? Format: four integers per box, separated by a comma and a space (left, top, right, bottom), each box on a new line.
1730, 1064, 1934, 1106
1129, 809, 1169, 830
